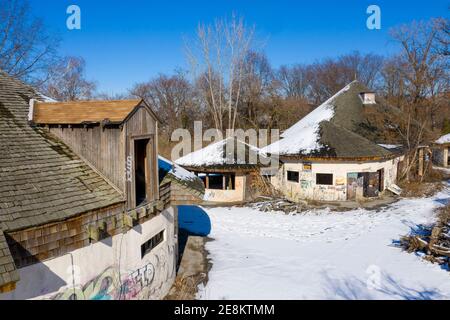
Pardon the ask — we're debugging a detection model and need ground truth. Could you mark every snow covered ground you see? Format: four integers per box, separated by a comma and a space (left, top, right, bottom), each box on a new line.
197, 183, 450, 300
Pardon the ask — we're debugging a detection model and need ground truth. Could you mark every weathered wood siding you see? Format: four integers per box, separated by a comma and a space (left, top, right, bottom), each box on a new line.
47, 102, 159, 211
48, 125, 125, 192
125, 105, 157, 136
124, 105, 159, 210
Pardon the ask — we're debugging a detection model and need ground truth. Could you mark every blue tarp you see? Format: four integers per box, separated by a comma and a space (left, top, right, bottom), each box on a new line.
178, 205, 211, 236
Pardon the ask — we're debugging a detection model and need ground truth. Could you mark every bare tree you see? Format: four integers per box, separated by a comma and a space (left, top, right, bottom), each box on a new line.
185, 14, 255, 133
40, 56, 97, 101
435, 17, 449, 56
0, 0, 59, 83
389, 19, 449, 128
95, 92, 131, 100
238, 51, 276, 128
307, 51, 384, 104
379, 19, 450, 181
129, 73, 199, 134
340, 51, 384, 88
277, 64, 310, 100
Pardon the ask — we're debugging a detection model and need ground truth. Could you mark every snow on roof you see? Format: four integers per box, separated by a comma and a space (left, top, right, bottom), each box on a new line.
435, 133, 450, 144
158, 155, 198, 182
36, 92, 57, 102
262, 82, 353, 155
378, 144, 402, 150
175, 137, 265, 168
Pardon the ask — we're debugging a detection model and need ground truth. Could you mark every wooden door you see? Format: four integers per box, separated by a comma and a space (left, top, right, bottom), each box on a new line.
347, 173, 358, 200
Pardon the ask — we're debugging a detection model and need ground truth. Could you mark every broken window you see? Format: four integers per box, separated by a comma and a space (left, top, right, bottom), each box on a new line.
224, 174, 235, 190
199, 173, 236, 190
141, 230, 164, 258
208, 174, 223, 189
316, 173, 333, 185
287, 171, 299, 182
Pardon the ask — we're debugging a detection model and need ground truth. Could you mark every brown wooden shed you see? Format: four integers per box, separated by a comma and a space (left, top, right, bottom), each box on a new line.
31, 99, 161, 210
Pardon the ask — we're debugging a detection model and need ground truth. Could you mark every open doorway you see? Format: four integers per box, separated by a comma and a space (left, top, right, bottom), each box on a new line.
347, 169, 384, 200
447, 147, 450, 166
134, 138, 149, 206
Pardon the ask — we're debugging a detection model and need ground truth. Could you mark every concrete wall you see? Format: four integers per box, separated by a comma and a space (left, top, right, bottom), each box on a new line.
203, 174, 246, 202
433, 147, 449, 167
271, 158, 401, 202
0, 207, 176, 300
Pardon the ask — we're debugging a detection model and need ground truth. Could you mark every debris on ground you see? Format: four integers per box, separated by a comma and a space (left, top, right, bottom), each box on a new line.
401, 204, 450, 270
250, 198, 307, 214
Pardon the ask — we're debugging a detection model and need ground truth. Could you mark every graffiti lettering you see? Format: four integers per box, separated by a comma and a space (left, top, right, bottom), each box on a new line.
50, 245, 176, 300
126, 155, 133, 182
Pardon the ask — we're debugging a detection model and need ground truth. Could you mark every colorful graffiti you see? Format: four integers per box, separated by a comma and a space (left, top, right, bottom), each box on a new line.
50, 245, 176, 300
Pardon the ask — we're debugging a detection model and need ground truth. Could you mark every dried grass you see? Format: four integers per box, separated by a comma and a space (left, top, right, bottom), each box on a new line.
165, 273, 207, 300
399, 180, 444, 198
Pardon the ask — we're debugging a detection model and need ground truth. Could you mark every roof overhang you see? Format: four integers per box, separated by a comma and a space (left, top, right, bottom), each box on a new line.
431, 142, 450, 147
181, 165, 264, 174
278, 154, 399, 163
29, 99, 162, 126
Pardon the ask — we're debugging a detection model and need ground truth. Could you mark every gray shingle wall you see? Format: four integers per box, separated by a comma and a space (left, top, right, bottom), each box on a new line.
0, 70, 124, 232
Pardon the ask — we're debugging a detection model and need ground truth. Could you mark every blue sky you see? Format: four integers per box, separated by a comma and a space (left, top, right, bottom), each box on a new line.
30, 0, 448, 95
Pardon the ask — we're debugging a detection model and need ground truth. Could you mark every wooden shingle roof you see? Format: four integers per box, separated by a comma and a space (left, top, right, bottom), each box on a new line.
263, 81, 399, 159
0, 70, 124, 232
32, 99, 141, 124
0, 230, 19, 289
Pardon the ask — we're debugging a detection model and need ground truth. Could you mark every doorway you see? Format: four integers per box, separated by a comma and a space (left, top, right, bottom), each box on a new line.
347, 169, 384, 200
447, 147, 450, 166
134, 138, 149, 206
347, 172, 358, 200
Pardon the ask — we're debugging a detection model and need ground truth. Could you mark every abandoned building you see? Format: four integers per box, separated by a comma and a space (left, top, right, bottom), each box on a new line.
0, 70, 202, 300
432, 133, 450, 168
175, 137, 268, 203
262, 80, 404, 202
158, 155, 205, 206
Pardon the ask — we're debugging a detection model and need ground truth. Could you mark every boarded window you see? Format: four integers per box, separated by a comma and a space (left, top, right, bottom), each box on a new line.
287, 171, 299, 182
316, 173, 333, 185
141, 230, 164, 258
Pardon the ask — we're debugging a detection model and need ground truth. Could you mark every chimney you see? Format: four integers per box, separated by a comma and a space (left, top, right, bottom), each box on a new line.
360, 92, 376, 104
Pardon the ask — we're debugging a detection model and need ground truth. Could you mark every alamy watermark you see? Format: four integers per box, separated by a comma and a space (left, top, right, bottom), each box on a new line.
67, 5, 81, 30
366, 5, 381, 30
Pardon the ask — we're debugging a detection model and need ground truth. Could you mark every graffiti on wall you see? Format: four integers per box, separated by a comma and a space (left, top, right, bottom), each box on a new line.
300, 180, 311, 189
50, 245, 175, 300
126, 155, 133, 182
